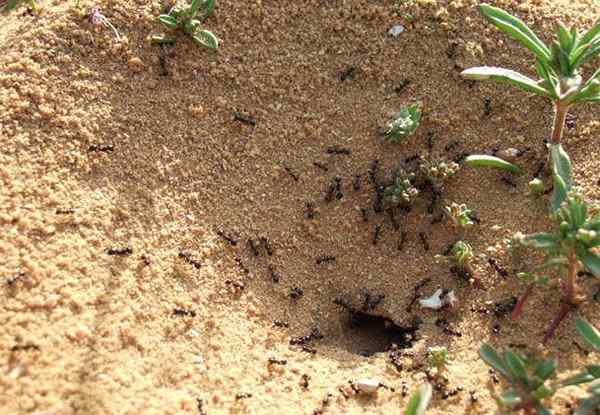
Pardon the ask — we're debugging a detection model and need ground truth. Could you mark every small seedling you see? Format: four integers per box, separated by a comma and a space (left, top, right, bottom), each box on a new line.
479, 344, 558, 413
383, 104, 422, 142
404, 383, 432, 415
464, 155, 522, 174
420, 159, 460, 188
528, 178, 546, 195
444, 202, 474, 228
427, 346, 450, 373
89, 6, 121, 41
383, 171, 419, 208
451, 240, 474, 271
152, 0, 218, 49
462, 4, 600, 209
515, 189, 600, 342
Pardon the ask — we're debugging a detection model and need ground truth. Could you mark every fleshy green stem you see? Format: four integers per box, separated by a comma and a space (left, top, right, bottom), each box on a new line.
550, 102, 569, 145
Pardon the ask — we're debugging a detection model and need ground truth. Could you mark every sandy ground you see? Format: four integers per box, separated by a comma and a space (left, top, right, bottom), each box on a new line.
1, 0, 600, 414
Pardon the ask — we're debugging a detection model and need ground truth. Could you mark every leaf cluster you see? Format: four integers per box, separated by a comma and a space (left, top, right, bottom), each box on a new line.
383, 170, 419, 208
383, 104, 422, 142
481, 318, 600, 414
153, 0, 218, 49
462, 4, 600, 103
444, 202, 474, 228
451, 240, 474, 268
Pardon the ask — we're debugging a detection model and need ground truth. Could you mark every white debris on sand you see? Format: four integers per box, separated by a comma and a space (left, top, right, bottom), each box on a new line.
354, 378, 380, 395
419, 289, 457, 310
388, 24, 405, 37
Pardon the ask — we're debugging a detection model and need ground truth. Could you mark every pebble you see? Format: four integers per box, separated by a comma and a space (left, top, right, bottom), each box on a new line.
388, 25, 405, 37
355, 378, 379, 395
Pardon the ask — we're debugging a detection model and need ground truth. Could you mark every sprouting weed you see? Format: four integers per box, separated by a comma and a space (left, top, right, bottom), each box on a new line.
404, 383, 432, 415
452, 240, 474, 269
383, 104, 422, 142
515, 188, 600, 342
479, 344, 558, 413
89, 6, 121, 41
427, 346, 449, 373
444, 202, 474, 228
420, 159, 460, 188
528, 178, 545, 195
152, 0, 218, 49
383, 171, 419, 208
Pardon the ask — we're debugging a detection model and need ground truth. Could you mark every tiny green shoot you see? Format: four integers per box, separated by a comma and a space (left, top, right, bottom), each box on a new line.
427, 346, 449, 373
452, 240, 474, 271
383, 104, 422, 142
464, 155, 523, 175
445, 202, 474, 228
404, 383, 432, 415
152, 0, 218, 49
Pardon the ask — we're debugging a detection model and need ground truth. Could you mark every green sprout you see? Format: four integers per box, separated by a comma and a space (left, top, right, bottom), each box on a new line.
515, 189, 600, 342
404, 383, 432, 415
1, 0, 36, 12
452, 240, 474, 270
420, 158, 460, 188
461, 4, 600, 211
464, 154, 522, 175
383, 171, 419, 208
427, 346, 449, 373
563, 318, 600, 414
152, 0, 218, 49
528, 178, 546, 195
479, 344, 558, 414
383, 104, 422, 142
444, 202, 474, 228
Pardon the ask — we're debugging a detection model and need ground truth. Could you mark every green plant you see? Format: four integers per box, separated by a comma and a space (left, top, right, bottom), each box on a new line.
383, 171, 419, 208
461, 4, 600, 211
444, 202, 474, 228
152, 0, 218, 49
383, 104, 422, 142
1, 0, 36, 11
562, 318, 600, 415
451, 240, 474, 271
427, 346, 449, 373
420, 159, 460, 188
515, 189, 600, 342
464, 154, 522, 175
404, 383, 432, 415
529, 178, 546, 195
479, 344, 558, 414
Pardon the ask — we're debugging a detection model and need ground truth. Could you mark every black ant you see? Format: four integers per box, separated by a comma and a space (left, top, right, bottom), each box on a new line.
178, 251, 202, 269
327, 145, 351, 155
173, 308, 197, 317
418, 232, 430, 251
484, 97, 492, 116
158, 44, 169, 76
368, 160, 379, 185
88, 143, 114, 152
372, 225, 382, 245
273, 320, 289, 328
444, 141, 459, 152
268, 358, 287, 366
6, 271, 26, 286
405, 154, 421, 163
233, 111, 256, 126
300, 374, 310, 389
488, 258, 508, 278
247, 239, 260, 256
268, 265, 281, 283
235, 393, 252, 400
406, 278, 431, 312
360, 208, 369, 222
290, 287, 304, 299
284, 166, 299, 182
10, 343, 40, 352
215, 228, 238, 246
313, 162, 329, 172
394, 79, 411, 94
397, 231, 408, 251
353, 175, 361, 191
305, 202, 316, 219
56, 208, 76, 215
260, 237, 273, 256
290, 327, 323, 345
340, 66, 356, 81
388, 209, 400, 231
234, 256, 249, 274
316, 255, 336, 264
107, 247, 132, 256
426, 131, 434, 152
374, 185, 384, 213
501, 176, 517, 188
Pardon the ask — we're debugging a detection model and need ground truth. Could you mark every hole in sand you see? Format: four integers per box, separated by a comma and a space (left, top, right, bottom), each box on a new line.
338, 311, 419, 357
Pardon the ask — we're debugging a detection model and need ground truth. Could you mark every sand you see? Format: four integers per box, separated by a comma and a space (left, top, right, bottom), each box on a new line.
1, 0, 599, 414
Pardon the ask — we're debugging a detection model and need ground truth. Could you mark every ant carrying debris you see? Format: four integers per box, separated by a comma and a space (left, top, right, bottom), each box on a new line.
290, 327, 323, 345
107, 247, 133, 256
233, 111, 256, 126
178, 251, 202, 269
406, 278, 431, 312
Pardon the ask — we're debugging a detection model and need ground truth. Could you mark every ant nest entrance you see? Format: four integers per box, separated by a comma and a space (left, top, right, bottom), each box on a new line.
332, 294, 420, 357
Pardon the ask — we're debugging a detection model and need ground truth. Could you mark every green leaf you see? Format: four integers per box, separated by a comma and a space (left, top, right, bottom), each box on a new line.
150, 34, 177, 45
575, 394, 600, 415
461, 66, 552, 98
581, 251, 600, 277
157, 15, 179, 29
2, 0, 20, 10
190, 0, 201, 17
587, 365, 600, 378
522, 233, 558, 249
563, 371, 595, 387
464, 154, 523, 174
533, 384, 554, 400
557, 22, 575, 52
576, 318, 600, 351
580, 19, 600, 47
383, 104, 422, 142
479, 4, 551, 63
504, 351, 529, 384
404, 383, 432, 415
192, 30, 219, 49
550, 144, 572, 212
498, 389, 522, 407
535, 403, 552, 415
534, 358, 557, 381
479, 344, 512, 381
200, 0, 216, 18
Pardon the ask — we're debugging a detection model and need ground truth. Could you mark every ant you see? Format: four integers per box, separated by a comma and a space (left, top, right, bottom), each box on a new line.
55, 208, 76, 215
260, 237, 273, 256
418, 232, 430, 251
178, 251, 202, 269
316, 256, 336, 265
268, 266, 281, 283
327, 145, 351, 155
88, 143, 114, 152
394, 79, 411, 94
233, 111, 256, 126
397, 231, 408, 251
235, 257, 249, 274
484, 97, 492, 116
372, 225, 382, 245
340, 66, 357, 82
107, 247, 132, 256
215, 228, 238, 246
305, 202, 316, 219
290, 287, 304, 300
173, 308, 197, 317
353, 175, 361, 191
247, 239, 260, 256
284, 166, 299, 182
313, 162, 329, 172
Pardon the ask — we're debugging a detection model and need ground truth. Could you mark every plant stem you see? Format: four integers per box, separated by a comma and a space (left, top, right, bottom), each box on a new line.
550, 102, 569, 145
543, 301, 573, 344
511, 283, 534, 321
